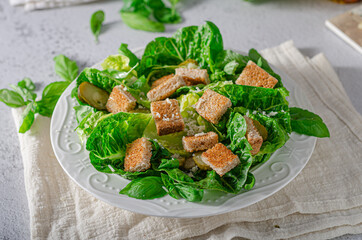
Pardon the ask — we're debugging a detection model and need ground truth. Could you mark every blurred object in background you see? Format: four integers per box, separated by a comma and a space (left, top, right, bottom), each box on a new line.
331, 0, 361, 3
325, 4, 362, 54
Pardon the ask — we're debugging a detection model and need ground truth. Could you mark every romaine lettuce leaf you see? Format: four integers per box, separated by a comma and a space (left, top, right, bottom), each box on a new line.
86, 112, 152, 173
76, 111, 111, 143
139, 21, 223, 78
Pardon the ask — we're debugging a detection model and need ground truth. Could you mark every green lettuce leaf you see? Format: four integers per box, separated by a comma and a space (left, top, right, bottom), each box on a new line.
86, 112, 152, 172
139, 21, 223, 78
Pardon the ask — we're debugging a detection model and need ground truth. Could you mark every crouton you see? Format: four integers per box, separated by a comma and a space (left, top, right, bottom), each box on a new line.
124, 137, 152, 172
151, 74, 174, 89
193, 152, 212, 170
106, 85, 137, 113
147, 75, 186, 102
151, 99, 185, 136
201, 143, 240, 177
195, 89, 232, 124
175, 68, 210, 86
235, 61, 278, 88
182, 132, 218, 152
244, 116, 263, 155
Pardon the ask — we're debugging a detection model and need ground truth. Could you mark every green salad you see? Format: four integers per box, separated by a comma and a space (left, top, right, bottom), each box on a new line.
72, 22, 329, 202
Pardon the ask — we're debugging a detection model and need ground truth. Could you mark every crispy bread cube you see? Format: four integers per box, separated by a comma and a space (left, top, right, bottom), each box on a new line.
182, 132, 218, 152
201, 143, 240, 177
106, 85, 137, 113
151, 74, 174, 89
244, 116, 263, 155
151, 99, 185, 136
195, 89, 232, 124
147, 75, 186, 102
235, 61, 278, 88
124, 137, 152, 172
175, 68, 210, 86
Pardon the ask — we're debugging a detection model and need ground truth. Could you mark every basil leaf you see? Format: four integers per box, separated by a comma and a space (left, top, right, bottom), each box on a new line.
19, 102, 36, 133
10, 84, 36, 102
18, 78, 35, 91
37, 81, 70, 117
0, 89, 26, 107
174, 183, 203, 202
290, 107, 330, 138
90, 10, 105, 43
154, 7, 181, 24
54, 55, 79, 82
119, 176, 167, 199
120, 12, 165, 32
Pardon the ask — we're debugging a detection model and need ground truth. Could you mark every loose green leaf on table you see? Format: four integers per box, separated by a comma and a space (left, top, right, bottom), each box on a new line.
37, 81, 70, 117
0, 89, 27, 108
120, 12, 165, 32
90, 10, 105, 43
54, 54, 79, 82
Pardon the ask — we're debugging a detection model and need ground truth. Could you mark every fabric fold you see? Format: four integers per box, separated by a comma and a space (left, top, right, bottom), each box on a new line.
13, 41, 362, 240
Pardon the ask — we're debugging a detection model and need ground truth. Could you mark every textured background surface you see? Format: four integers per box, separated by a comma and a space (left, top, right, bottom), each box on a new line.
0, 0, 361, 239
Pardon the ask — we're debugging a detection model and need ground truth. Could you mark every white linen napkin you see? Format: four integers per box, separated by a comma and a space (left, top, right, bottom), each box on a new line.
12, 40, 362, 240
9, 0, 99, 11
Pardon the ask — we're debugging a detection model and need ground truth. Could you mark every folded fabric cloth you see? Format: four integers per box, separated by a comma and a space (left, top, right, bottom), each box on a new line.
9, 0, 98, 11
12, 40, 362, 240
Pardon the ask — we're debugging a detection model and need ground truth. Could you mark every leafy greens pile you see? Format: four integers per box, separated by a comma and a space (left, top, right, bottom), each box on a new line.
74, 22, 329, 202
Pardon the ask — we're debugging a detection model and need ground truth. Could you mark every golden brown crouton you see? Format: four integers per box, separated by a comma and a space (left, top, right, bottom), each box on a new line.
175, 68, 210, 86
106, 85, 137, 113
124, 137, 152, 172
182, 132, 218, 152
151, 99, 185, 136
147, 75, 186, 102
244, 116, 263, 155
201, 143, 240, 176
151, 74, 174, 89
236, 61, 278, 88
195, 89, 232, 124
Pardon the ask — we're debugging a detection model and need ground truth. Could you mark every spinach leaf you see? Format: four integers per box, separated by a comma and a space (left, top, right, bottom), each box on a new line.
119, 176, 167, 199
290, 107, 330, 138
19, 102, 36, 133
90, 10, 105, 43
0, 89, 26, 108
54, 55, 79, 82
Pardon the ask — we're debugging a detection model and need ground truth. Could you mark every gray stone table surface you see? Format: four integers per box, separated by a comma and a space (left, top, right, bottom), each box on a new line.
0, 0, 361, 239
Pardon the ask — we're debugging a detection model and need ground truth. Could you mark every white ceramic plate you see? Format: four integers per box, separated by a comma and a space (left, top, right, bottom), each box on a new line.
50, 48, 316, 218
